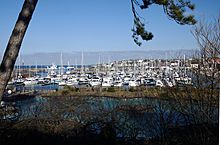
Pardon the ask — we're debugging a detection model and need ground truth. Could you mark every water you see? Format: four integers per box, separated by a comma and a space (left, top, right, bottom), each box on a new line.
16, 84, 59, 92
14, 65, 92, 69
9, 96, 218, 139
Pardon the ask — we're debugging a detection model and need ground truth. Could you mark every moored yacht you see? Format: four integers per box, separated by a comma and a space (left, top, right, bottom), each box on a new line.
89, 77, 101, 87
102, 77, 113, 87
24, 77, 38, 86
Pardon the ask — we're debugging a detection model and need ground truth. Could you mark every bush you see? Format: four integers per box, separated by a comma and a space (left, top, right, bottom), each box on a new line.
129, 87, 135, 92
107, 87, 116, 92
75, 87, 79, 92
63, 85, 75, 92
61, 89, 70, 96
102, 88, 107, 92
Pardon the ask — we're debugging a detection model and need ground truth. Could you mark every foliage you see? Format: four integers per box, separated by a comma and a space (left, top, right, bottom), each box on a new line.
0, 94, 218, 145
107, 87, 116, 92
63, 85, 75, 92
131, 0, 196, 46
128, 87, 136, 92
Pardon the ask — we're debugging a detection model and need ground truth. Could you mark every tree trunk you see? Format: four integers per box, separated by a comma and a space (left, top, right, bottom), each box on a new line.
0, 0, 38, 101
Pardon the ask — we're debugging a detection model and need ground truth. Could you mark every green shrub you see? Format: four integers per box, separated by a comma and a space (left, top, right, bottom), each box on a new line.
107, 87, 116, 92
75, 87, 79, 92
61, 89, 70, 96
63, 85, 75, 92
129, 87, 136, 92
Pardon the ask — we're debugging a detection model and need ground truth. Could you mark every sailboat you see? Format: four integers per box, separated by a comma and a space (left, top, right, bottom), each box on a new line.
24, 65, 38, 86
14, 54, 25, 86
58, 52, 67, 86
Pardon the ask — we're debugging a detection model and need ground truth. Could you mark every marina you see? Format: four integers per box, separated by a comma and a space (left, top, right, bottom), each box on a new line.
8, 57, 201, 92
0, 1, 219, 145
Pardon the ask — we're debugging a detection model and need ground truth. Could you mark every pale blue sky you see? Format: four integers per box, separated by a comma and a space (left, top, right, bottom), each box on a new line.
0, 0, 219, 55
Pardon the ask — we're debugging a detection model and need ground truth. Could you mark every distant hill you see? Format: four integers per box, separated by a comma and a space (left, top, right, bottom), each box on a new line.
17, 49, 197, 65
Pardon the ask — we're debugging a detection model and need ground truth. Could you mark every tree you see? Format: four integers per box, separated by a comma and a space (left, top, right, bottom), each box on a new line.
191, 15, 220, 124
0, 0, 196, 101
192, 14, 220, 59
0, 0, 38, 101
131, 0, 196, 46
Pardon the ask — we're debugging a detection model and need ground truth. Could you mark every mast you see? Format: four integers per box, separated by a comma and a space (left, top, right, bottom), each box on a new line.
108, 56, 111, 75
41, 64, 43, 78
165, 52, 167, 67
98, 53, 101, 74
28, 65, 31, 78
184, 54, 186, 76
75, 58, 77, 70
133, 62, 136, 77
67, 61, 70, 68
60, 52, 63, 75
18, 53, 21, 77
35, 59, 37, 76
81, 51, 84, 74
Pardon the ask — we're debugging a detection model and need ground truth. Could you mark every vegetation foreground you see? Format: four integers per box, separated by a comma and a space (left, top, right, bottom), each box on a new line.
0, 85, 219, 145
0, 120, 218, 145
44, 85, 219, 103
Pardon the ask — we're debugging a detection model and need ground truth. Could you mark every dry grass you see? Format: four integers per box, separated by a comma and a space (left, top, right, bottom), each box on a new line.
41, 85, 219, 106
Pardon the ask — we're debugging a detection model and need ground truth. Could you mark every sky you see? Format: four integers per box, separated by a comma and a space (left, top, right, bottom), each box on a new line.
0, 0, 219, 56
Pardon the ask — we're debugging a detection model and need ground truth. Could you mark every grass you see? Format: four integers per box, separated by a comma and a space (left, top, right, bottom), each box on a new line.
41, 85, 219, 106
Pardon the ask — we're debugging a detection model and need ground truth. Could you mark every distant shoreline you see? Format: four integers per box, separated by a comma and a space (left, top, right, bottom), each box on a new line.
16, 49, 196, 65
